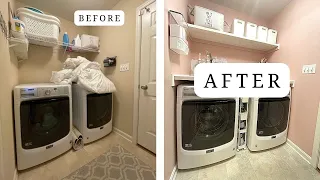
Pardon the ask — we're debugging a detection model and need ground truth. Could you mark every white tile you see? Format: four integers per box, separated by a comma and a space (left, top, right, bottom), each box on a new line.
176, 145, 320, 180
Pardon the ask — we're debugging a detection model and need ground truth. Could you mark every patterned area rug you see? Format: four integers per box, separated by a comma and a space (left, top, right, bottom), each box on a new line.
62, 145, 156, 180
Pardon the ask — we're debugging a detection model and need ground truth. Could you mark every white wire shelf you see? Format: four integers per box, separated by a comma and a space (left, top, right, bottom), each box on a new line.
9, 36, 100, 54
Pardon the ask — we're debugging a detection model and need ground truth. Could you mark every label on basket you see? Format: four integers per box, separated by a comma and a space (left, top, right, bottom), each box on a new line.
74, 10, 124, 26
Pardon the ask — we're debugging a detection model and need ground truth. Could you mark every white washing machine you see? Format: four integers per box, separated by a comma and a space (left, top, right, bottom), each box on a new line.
72, 84, 113, 144
14, 83, 72, 170
177, 85, 239, 169
247, 94, 291, 151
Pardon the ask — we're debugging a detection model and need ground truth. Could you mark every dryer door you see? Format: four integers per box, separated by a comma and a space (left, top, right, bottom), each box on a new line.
87, 93, 112, 129
256, 97, 290, 136
181, 99, 236, 151
20, 97, 70, 149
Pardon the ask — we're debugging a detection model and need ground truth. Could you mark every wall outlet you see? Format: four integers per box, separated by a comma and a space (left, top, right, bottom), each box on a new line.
302, 64, 316, 74
120, 63, 129, 72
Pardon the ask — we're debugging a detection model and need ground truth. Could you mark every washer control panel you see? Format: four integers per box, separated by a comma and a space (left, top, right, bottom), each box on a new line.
20, 86, 69, 98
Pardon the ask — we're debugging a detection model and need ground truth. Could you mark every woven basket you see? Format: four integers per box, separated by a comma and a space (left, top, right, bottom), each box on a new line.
17, 8, 60, 47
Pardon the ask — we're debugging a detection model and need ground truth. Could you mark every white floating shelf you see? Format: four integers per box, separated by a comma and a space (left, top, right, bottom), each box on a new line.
187, 24, 280, 52
172, 74, 295, 87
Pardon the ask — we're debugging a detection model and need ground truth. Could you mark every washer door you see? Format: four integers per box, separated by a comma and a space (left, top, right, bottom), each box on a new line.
181, 99, 236, 151
20, 97, 70, 149
87, 93, 112, 129
256, 97, 290, 136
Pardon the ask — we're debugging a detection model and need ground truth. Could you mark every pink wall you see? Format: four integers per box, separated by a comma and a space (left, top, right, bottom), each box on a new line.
268, 0, 320, 156
171, 0, 269, 75
165, 1, 189, 180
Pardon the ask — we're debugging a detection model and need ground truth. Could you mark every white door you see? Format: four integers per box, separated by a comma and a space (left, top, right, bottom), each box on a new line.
137, 1, 156, 154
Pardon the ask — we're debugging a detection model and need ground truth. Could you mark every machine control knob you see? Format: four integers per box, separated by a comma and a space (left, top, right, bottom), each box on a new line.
45, 90, 51, 95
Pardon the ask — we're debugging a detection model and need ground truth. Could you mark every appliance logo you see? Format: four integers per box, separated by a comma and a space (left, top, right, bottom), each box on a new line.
46, 144, 54, 149
25, 142, 32, 146
185, 144, 192, 148
258, 131, 264, 135
194, 63, 290, 98
206, 149, 215, 153
74, 10, 125, 26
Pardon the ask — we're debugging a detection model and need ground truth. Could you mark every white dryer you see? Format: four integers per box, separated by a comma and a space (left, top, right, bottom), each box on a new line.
247, 94, 291, 151
72, 84, 113, 144
14, 83, 72, 170
177, 85, 239, 169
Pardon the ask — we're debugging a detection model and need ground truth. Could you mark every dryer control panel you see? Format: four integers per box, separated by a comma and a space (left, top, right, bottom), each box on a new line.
20, 86, 69, 98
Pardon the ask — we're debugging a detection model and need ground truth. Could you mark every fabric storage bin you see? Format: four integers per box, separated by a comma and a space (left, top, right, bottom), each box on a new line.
81, 34, 100, 50
16, 8, 60, 47
194, 6, 224, 31
257, 26, 268, 42
245, 22, 257, 39
170, 24, 187, 42
231, 19, 245, 37
267, 29, 278, 44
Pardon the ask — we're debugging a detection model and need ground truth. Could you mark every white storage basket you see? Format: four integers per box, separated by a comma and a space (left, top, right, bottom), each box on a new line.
194, 6, 224, 31
17, 8, 60, 47
81, 34, 100, 50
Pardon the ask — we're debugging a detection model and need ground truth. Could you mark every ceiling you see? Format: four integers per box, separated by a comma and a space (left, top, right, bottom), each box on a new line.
210, 0, 292, 21
17, 0, 121, 21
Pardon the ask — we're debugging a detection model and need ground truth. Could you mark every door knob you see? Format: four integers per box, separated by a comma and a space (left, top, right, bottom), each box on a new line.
141, 85, 148, 90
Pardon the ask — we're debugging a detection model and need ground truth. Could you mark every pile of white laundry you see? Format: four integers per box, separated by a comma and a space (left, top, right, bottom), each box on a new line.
50, 56, 116, 93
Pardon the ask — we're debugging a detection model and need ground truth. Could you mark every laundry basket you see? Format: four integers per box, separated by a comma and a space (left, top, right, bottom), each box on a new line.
16, 8, 60, 47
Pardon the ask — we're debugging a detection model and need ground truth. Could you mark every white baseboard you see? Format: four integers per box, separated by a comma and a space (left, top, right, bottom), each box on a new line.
169, 165, 178, 180
13, 168, 18, 180
287, 139, 311, 164
113, 127, 132, 143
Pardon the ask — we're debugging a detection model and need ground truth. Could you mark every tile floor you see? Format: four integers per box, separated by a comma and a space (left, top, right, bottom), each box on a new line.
176, 143, 320, 180
18, 132, 156, 180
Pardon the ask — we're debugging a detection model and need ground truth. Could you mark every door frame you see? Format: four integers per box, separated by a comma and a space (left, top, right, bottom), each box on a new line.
311, 102, 320, 168
133, 0, 156, 144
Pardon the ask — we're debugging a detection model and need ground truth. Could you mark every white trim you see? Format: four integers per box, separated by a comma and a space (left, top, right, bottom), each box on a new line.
133, 0, 156, 145
287, 139, 311, 164
311, 102, 320, 168
113, 127, 132, 143
13, 169, 18, 180
169, 165, 178, 180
